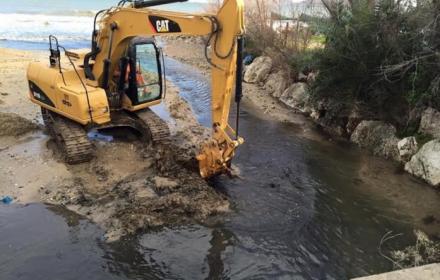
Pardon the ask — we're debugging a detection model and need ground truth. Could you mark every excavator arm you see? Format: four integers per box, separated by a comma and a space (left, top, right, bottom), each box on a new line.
88, 0, 245, 178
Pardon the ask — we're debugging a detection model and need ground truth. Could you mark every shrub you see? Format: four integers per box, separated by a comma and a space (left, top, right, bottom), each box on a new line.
313, 0, 440, 112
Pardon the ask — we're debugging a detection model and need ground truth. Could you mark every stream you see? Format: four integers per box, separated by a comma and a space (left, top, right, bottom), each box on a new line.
1, 58, 439, 280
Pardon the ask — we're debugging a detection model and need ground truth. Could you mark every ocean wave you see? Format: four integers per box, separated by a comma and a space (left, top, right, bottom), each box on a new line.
0, 13, 93, 43
0, 1, 206, 44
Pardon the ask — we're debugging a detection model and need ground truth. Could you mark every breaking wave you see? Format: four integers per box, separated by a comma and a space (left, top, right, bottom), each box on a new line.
0, 13, 93, 46
0, 1, 204, 49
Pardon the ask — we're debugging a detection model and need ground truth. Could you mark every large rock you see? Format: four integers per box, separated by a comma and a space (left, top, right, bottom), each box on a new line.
419, 107, 440, 139
405, 140, 440, 187
244, 56, 273, 84
398, 137, 418, 162
350, 121, 400, 161
279, 83, 308, 112
264, 71, 288, 98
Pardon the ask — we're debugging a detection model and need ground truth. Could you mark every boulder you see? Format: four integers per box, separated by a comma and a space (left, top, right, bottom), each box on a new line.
279, 83, 308, 112
350, 121, 400, 161
264, 71, 288, 98
397, 137, 418, 162
419, 107, 440, 139
405, 140, 440, 187
244, 56, 273, 84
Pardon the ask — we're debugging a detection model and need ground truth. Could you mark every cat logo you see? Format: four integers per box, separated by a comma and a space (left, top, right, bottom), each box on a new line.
156, 20, 170, 33
149, 16, 181, 33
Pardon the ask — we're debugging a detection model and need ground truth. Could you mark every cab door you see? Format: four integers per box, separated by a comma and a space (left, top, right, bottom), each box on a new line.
126, 38, 163, 106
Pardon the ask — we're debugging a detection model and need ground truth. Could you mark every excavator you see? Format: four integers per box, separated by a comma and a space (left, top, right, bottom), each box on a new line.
26, 0, 245, 178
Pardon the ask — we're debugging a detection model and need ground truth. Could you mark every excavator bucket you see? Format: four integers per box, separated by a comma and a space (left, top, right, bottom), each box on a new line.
197, 131, 244, 178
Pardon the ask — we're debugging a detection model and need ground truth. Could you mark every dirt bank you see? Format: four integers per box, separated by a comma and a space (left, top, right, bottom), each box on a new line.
0, 48, 228, 241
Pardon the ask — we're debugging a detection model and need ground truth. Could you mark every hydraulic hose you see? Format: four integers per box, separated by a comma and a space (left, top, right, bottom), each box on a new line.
235, 36, 244, 139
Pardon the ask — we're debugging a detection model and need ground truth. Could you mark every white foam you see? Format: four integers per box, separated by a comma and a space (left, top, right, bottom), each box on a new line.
0, 13, 93, 42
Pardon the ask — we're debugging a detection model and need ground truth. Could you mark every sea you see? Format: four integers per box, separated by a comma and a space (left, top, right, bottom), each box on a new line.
0, 0, 206, 50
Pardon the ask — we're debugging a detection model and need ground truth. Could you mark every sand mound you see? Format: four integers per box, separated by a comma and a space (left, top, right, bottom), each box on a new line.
0, 112, 39, 137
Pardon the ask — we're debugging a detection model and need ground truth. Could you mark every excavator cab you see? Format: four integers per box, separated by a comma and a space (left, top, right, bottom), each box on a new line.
113, 37, 164, 108
124, 38, 164, 106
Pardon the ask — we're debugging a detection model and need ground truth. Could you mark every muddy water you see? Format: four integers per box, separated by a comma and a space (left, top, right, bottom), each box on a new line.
1, 59, 439, 280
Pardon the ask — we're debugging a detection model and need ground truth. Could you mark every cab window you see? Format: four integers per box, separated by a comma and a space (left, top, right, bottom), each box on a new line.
134, 43, 161, 103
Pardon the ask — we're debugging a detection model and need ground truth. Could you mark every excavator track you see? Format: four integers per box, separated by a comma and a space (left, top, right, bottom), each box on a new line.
41, 108, 93, 164
135, 108, 171, 145
135, 108, 176, 174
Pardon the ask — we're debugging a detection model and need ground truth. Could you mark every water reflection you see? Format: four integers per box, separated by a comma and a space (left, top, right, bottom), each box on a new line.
0, 204, 123, 280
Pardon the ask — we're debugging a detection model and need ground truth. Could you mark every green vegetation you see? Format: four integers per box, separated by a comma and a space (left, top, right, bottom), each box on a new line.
310, 34, 326, 45
242, 0, 439, 131
288, 49, 318, 75
312, 0, 440, 113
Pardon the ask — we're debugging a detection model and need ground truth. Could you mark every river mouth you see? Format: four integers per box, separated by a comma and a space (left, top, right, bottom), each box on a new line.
1, 58, 439, 280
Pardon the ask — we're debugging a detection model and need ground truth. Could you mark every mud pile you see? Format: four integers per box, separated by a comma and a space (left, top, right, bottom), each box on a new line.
41, 145, 229, 241
0, 111, 39, 136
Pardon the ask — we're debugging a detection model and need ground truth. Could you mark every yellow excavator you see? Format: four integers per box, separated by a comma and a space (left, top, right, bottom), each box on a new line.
27, 0, 245, 178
